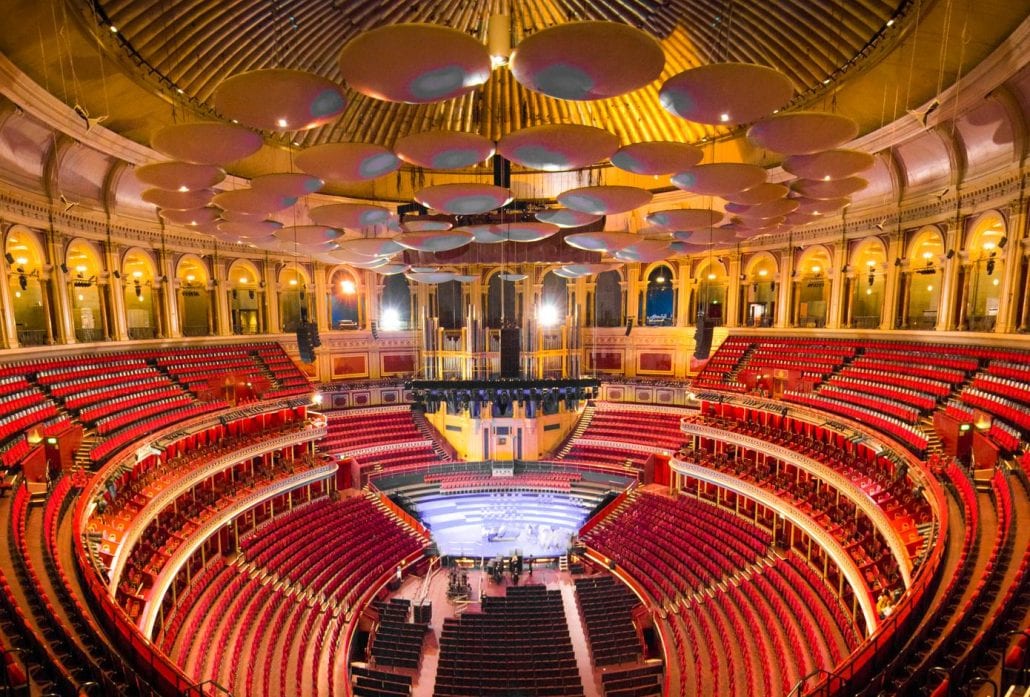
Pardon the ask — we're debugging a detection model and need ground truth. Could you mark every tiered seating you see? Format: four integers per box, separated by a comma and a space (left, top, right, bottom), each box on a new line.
253, 343, 311, 397
575, 407, 687, 451
241, 495, 427, 607
88, 401, 223, 462
157, 493, 425, 696
906, 468, 1018, 695
118, 453, 319, 613
155, 347, 266, 392
353, 442, 441, 472
369, 599, 427, 669
319, 407, 424, 451
563, 443, 650, 468
352, 664, 413, 697
962, 382, 1030, 431
692, 337, 753, 391
600, 663, 663, 697
582, 492, 771, 605
574, 575, 643, 666
746, 341, 856, 377
678, 443, 900, 592
434, 585, 583, 697
783, 390, 929, 453
826, 374, 937, 412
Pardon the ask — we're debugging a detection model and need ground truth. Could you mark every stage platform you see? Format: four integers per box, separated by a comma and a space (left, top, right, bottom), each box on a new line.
414, 490, 592, 558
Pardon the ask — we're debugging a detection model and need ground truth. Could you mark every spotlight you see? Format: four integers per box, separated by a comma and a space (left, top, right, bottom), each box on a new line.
380, 308, 401, 332
113, 270, 121, 279
997, 236, 1007, 249
4, 252, 13, 264
538, 304, 560, 328
60, 262, 69, 273
18, 273, 27, 291
986, 258, 995, 276
945, 249, 955, 260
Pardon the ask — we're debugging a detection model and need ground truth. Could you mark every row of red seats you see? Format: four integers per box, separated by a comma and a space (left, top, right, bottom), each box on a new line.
94, 393, 194, 434
828, 373, 939, 410
90, 402, 223, 462
960, 387, 1030, 431
818, 385, 921, 424
782, 391, 929, 453
972, 373, 1030, 408
849, 356, 966, 385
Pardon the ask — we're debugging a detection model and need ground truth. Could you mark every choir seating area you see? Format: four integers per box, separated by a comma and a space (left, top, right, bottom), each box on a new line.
559, 404, 689, 469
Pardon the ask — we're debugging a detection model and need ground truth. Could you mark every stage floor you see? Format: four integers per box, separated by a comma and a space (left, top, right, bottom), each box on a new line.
414, 490, 592, 559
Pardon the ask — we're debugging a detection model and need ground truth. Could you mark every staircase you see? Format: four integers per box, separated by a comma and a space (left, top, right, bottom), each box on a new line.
725, 343, 760, 383
411, 410, 454, 461
557, 404, 596, 458
250, 350, 285, 393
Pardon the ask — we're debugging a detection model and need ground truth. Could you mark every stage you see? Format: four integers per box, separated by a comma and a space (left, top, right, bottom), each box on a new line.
414, 490, 592, 559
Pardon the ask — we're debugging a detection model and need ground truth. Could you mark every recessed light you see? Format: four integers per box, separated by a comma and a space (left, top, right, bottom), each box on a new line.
277, 118, 289, 128
719, 113, 730, 123
886, 18, 895, 27
109, 25, 118, 33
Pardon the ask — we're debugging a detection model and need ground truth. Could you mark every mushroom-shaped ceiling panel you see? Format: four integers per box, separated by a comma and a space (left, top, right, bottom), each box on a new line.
212, 69, 346, 131
509, 21, 664, 101
339, 24, 492, 103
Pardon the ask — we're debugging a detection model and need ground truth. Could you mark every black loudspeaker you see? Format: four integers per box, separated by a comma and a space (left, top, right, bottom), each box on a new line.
492, 155, 511, 188
694, 313, 714, 359
625, 318, 633, 336
296, 323, 315, 363
500, 326, 520, 378
370, 320, 379, 340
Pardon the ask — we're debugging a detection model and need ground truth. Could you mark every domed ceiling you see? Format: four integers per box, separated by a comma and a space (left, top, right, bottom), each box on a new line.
88, 0, 908, 150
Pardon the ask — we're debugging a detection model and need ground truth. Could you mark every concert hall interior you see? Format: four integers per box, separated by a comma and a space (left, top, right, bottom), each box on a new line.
0, 1, 1028, 696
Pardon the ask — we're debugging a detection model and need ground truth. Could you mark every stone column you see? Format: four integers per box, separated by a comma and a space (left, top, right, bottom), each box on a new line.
38, 278, 55, 344
955, 256, 972, 331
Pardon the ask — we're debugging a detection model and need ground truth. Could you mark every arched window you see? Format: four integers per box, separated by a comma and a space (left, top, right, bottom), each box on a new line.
593, 270, 622, 327
5, 227, 48, 346
279, 264, 311, 333
793, 247, 831, 328
177, 256, 211, 336
695, 260, 727, 326
122, 249, 160, 340
66, 239, 105, 342
965, 212, 1006, 331
329, 268, 360, 329
742, 254, 777, 327
486, 272, 517, 328
228, 260, 263, 335
539, 271, 568, 327
906, 227, 945, 329
380, 274, 411, 331
437, 279, 464, 330
645, 265, 674, 326
849, 239, 887, 329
